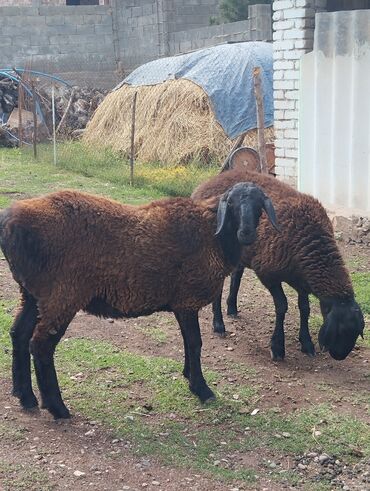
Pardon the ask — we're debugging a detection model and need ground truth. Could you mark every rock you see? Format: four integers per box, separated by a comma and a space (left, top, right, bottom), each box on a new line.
298, 463, 307, 470
73, 470, 86, 477
306, 452, 318, 458
318, 453, 330, 465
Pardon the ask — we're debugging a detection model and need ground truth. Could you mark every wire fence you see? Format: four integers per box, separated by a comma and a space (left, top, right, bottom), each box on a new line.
0, 56, 275, 196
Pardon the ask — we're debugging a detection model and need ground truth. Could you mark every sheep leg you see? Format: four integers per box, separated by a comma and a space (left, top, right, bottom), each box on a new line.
30, 318, 73, 419
10, 291, 38, 409
212, 289, 226, 336
175, 311, 215, 403
298, 291, 315, 357
269, 284, 288, 361
226, 265, 245, 317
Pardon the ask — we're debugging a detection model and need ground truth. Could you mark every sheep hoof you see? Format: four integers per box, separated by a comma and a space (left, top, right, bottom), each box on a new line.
227, 307, 238, 317
191, 384, 215, 404
203, 395, 216, 404
270, 350, 285, 362
45, 403, 71, 420
301, 344, 316, 357
20, 393, 39, 410
213, 323, 226, 337
214, 330, 227, 338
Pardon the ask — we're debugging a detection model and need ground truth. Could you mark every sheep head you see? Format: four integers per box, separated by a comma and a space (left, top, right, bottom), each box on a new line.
215, 182, 279, 266
318, 298, 365, 360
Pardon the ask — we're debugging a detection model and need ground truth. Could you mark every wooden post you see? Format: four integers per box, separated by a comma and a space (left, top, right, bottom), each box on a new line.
220, 131, 247, 173
253, 67, 267, 174
130, 91, 137, 186
17, 81, 23, 148
31, 81, 37, 159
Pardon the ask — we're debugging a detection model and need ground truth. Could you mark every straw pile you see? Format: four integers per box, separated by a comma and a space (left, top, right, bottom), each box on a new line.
84, 79, 274, 166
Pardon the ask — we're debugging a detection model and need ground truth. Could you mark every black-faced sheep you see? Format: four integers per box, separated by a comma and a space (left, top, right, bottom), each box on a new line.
0, 183, 278, 419
192, 169, 365, 362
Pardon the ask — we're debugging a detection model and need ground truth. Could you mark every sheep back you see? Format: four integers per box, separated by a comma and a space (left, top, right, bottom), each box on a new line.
0, 191, 229, 317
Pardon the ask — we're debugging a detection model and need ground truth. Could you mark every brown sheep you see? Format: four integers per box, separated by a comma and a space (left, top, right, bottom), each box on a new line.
0, 184, 278, 419
192, 169, 365, 362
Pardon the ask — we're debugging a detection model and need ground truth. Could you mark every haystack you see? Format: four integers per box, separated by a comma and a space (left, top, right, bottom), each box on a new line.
84, 79, 273, 165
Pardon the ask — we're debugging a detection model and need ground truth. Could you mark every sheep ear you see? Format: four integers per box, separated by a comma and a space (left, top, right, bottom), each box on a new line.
215, 196, 229, 236
263, 196, 280, 232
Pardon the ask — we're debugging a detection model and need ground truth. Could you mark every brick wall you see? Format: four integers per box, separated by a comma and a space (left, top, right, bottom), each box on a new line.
272, 0, 327, 187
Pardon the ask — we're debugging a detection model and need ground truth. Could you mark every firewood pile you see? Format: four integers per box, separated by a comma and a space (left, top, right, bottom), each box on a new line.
0, 72, 107, 147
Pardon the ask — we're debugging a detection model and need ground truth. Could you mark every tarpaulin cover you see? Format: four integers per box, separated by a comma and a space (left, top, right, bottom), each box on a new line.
115, 42, 273, 139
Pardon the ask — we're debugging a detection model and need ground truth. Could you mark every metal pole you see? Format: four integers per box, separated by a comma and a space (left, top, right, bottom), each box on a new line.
18, 80, 23, 148
130, 91, 137, 186
31, 81, 37, 159
51, 84, 57, 165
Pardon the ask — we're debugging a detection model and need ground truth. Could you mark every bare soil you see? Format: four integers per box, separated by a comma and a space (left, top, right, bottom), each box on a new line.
0, 242, 369, 491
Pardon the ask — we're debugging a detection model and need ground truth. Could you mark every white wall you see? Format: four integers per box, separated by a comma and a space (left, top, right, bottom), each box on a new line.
299, 10, 370, 214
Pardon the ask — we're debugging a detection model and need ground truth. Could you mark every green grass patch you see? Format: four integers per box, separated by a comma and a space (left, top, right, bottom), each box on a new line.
0, 143, 218, 209
0, 422, 27, 444
0, 300, 14, 370
56, 339, 369, 477
351, 272, 370, 348
352, 272, 370, 315
0, 462, 52, 491
137, 325, 168, 344
0, 146, 165, 207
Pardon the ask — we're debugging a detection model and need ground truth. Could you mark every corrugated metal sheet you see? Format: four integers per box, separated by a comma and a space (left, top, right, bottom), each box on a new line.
299, 10, 370, 214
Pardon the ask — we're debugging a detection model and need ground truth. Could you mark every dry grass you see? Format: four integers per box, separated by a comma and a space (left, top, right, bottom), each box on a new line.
84, 79, 274, 166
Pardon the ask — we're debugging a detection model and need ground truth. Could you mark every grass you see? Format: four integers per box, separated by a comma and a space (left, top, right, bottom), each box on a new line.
352, 272, 370, 315
0, 462, 52, 491
53, 337, 370, 478
0, 142, 217, 209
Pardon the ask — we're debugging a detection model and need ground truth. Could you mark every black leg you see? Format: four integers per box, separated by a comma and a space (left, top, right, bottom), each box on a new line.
269, 283, 288, 361
10, 292, 38, 410
212, 290, 226, 336
180, 325, 190, 380
227, 266, 245, 317
175, 310, 215, 403
30, 317, 73, 419
298, 291, 315, 356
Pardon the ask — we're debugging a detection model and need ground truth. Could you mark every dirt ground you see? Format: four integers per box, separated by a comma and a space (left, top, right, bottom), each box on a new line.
0, 242, 369, 491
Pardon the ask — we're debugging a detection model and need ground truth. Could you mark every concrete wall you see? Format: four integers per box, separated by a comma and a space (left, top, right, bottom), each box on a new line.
0, 4, 117, 87
0, 2, 272, 87
272, 0, 370, 188
169, 5, 272, 54
0, 1, 107, 5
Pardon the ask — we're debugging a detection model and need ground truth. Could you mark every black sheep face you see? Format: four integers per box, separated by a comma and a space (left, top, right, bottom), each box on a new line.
319, 298, 365, 360
215, 182, 279, 246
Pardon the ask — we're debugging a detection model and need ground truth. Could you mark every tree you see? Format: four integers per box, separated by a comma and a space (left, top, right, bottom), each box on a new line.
219, 0, 272, 23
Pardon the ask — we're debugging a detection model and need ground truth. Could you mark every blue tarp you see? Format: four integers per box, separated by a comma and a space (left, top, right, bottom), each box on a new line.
116, 42, 273, 139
